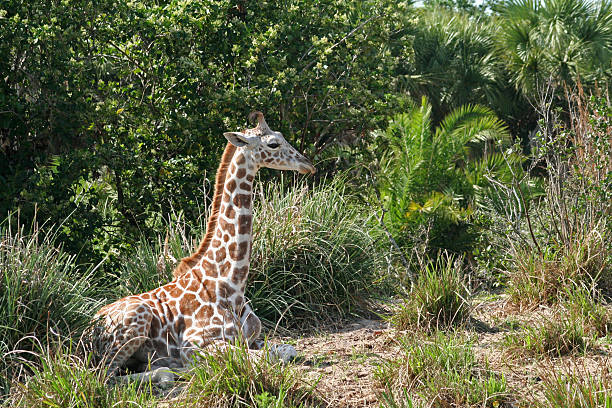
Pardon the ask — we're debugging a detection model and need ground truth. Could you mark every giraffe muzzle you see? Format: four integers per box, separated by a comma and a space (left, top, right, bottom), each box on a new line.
297, 157, 316, 175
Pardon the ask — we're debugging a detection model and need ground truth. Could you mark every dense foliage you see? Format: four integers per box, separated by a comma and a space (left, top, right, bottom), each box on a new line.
0, 0, 410, 268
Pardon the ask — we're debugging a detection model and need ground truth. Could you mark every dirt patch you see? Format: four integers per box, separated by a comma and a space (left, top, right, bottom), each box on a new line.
284, 318, 397, 407
279, 296, 612, 407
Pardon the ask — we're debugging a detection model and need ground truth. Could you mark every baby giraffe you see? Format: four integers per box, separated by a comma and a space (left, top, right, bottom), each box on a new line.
94, 112, 315, 385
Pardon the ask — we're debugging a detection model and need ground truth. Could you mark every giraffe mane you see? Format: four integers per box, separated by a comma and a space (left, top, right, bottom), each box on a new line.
172, 142, 237, 279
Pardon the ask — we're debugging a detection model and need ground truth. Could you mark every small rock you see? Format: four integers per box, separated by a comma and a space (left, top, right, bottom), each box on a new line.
269, 344, 298, 364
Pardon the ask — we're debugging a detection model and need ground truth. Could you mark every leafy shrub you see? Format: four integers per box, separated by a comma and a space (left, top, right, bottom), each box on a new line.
374, 97, 511, 255
391, 254, 469, 331
0, 0, 410, 271
0, 217, 102, 395
376, 332, 508, 407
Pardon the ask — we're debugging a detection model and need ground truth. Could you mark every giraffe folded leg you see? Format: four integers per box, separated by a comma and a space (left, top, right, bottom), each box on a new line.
101, 303, 154, 375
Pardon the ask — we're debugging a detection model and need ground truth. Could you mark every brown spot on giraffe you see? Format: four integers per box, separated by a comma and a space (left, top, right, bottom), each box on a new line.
195, 304, 213, 321
233, 194, 251, 208
219, 281, 236, 298
202, 259, 218, 278
215, 248, 226, 263
219, 261, 232, 277
218, 217, 235, 235
180, 293, 198, 314
184, 278, 200, 293
200, 280, 217, 302
231, 266, 249, 285
238, 215, 252, 234
234, 296, 244, 309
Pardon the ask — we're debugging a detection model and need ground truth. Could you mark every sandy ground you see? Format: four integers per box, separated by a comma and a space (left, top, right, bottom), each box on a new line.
278, 295, 612, 407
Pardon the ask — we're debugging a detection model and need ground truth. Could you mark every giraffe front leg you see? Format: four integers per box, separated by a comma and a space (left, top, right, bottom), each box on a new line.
239, 304, 261, 349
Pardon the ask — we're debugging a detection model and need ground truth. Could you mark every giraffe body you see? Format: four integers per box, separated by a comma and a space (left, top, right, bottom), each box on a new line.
94, 112, 315, 374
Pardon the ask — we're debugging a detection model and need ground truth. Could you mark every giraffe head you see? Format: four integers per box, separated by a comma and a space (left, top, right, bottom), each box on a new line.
223, 112, 316, 175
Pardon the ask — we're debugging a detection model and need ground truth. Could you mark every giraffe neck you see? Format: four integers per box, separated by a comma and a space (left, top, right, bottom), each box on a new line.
199, 149, 256, 298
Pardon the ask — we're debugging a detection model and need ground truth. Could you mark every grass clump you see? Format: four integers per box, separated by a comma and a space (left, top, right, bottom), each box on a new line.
249, 177, 386, 327
504, 315, 588, 358
537, 364, 612, 408
0, 217, 102, 395
505, 284, 611, 358
184, 344, 319, 407
507, 232, 610, 307
391, 254, 469, 331
5, 336, 159, 408
375, 332, 508, 407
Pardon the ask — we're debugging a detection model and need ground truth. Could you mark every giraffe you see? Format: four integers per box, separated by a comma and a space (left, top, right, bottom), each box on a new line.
93, 112, 316, 381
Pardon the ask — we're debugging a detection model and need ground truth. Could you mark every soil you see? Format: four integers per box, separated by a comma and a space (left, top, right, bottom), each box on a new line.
275, 294, 612, 407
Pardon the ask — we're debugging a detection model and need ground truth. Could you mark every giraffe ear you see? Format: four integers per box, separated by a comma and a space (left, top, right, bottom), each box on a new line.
223, 132, 249, 147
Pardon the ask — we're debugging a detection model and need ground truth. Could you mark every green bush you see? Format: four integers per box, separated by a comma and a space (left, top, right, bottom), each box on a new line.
0, 217, 102, 395
249, 176, 387, 327
0, 0, 410, 271
374, 97, 511, 255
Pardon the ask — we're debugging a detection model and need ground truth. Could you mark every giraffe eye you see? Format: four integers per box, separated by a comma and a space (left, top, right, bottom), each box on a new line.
267, 143, 280, 149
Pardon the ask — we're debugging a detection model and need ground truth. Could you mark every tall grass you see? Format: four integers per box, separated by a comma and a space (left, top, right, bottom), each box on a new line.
504, 284, 611, 358
4, 335, 160, 408
184, 344, 320, 407
391, 254, 469, 331
482, 88, 612, 305
537, 364, 612, 408
249, 176, 386, 327
0, 216, 102, 396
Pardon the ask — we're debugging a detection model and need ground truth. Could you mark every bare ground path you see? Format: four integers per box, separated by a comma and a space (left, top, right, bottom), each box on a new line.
291, 317, 397, 407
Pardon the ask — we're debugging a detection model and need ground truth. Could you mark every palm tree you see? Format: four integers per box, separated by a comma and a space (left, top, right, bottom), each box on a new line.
398, 8, 512, 124
376, 96, 512, 252
496, 0, 612, 97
